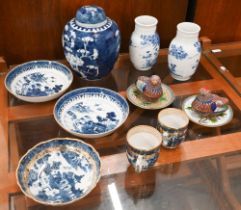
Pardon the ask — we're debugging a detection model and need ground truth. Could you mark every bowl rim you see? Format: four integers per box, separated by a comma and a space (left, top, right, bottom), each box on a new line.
16, 137, 101, 206
53, 87, 130, 138
4, 60, 73, 101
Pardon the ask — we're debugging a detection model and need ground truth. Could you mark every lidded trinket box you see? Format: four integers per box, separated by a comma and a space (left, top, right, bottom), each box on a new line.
192, 88, 229, 115
136, 75, 163, 101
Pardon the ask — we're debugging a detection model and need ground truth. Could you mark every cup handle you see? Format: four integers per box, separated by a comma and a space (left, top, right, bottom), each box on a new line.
135, 155, 144, 173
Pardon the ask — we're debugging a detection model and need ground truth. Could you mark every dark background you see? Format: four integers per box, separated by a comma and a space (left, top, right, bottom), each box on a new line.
0, 0, 240, 64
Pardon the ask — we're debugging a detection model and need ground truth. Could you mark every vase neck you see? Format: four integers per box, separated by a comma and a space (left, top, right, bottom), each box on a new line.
176, 22, 201, 40
134, 15, 157, 34
134, 24, 156, 34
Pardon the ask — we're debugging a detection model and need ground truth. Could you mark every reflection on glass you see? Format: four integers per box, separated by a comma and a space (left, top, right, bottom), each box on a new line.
125, 166, 156, 204
108, 182, 123, 210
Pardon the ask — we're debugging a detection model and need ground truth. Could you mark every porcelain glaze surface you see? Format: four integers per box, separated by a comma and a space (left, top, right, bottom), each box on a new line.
129, 16, 160, 71
183, 95, 233, 127
127, 83, 175, 110
157, 108, 189, 149
126, 147, 160, 172
168, 22, 201, 81
136, 75, 163, 101
16, 138, 101, 205
62, 5, 120, 80
5, 60, 73, 102
126, 125, 162, 172
191, 88, 229, 114
54, 87, 129, 138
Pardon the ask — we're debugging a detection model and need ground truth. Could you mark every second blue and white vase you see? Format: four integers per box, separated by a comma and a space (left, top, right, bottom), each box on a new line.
168, 22, 201, 81
129, 15, 160, 71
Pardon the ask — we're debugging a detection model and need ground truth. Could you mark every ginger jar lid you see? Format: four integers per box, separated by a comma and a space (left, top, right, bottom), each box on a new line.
75, 5, 107, 27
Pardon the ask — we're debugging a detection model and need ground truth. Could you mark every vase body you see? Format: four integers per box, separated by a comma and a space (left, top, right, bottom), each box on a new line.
168, 22, 201, 81
129, 15, 160, 71
62, 5, 120, 80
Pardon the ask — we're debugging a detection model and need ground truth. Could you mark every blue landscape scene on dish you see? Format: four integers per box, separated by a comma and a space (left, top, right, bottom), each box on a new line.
5, 60, 72, 97
15, 73, 63, 96
54, 87, 129, 136
67, 102, 119, 134
17, 139, 100, 204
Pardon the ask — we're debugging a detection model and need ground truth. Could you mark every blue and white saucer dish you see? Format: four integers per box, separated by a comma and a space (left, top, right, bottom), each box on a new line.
54, 87, 129, 138
16, 138, 101, 206
5, 60, 73, 102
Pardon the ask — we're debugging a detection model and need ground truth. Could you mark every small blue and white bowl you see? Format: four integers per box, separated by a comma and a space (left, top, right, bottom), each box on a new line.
54, 87, 129, 138
16, 138, 101, 206
5, 60, 73, 102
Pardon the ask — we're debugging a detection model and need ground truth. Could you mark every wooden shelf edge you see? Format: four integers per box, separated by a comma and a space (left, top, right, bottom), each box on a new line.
101, 132, 241, 177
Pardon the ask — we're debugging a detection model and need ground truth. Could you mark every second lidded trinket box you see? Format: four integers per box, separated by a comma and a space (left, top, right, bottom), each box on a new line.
62, 5, 120, 80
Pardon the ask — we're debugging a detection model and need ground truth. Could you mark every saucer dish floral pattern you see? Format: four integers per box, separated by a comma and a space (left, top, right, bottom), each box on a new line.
54, 87, 129, 138
5, 60, 73, 102
16, 138, 101, 205
182, 95, 233, 127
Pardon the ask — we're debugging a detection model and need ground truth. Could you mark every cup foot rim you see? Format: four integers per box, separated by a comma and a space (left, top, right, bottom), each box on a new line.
161, 145, 179, 149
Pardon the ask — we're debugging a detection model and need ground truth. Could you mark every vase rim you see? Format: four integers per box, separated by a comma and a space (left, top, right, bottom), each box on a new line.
135, 15, 158, 27
177, 22, 201, 34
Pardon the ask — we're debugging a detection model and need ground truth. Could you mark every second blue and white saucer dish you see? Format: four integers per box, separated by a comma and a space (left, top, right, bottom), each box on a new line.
54, 87, 129, 138
16, 138, 101, 206
5, 60, 73, 102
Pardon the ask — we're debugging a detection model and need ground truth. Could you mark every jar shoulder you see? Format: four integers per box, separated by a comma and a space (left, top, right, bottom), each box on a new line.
63, 19, 119, 37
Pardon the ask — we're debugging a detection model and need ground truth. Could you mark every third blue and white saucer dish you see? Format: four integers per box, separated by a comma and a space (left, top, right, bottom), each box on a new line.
54, 87, 129, 138
16, 138, 101, 206
5, 60, 73, 102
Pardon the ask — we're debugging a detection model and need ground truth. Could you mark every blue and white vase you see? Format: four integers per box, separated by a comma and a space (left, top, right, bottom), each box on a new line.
168, 22, 201, 81
129, 15, 160, 71
62, 5, 120, 80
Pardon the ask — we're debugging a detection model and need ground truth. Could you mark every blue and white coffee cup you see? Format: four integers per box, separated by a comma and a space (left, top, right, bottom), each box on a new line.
157, 108, 189, 149
126, 125, 162, 173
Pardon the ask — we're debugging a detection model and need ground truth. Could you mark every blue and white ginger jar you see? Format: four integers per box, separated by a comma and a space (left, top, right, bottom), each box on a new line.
62, 5, 120, 80
129, 15, 160, 71
168, 22, 201, 81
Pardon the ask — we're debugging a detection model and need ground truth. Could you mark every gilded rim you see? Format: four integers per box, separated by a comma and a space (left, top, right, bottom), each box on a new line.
127, 125, 162, 152
16, 137, 101, 206
158, 108, 189, 130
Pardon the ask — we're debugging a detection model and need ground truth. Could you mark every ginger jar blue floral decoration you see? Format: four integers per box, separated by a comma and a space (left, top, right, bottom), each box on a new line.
62, 5, 120, 80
